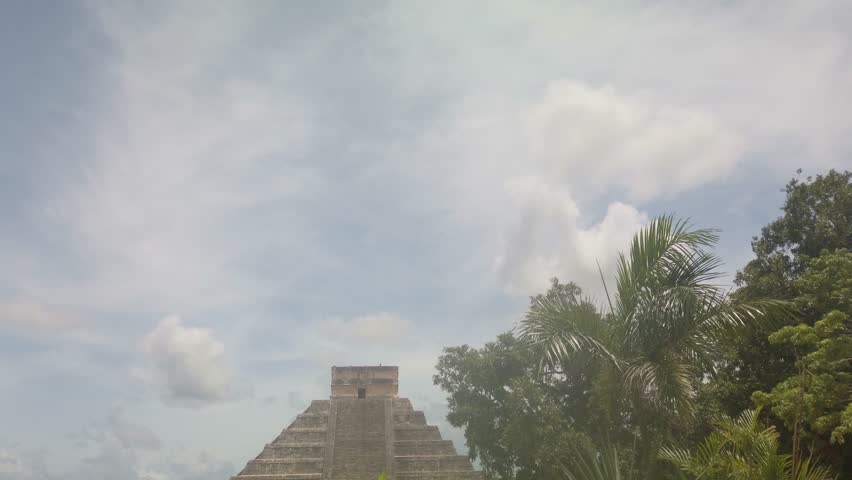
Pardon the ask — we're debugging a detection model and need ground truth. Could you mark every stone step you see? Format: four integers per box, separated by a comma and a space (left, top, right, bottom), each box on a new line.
240, 458, 323, 475
395, 472, 484, 480
258, 443, 325, 459
273, 428, 327, 443
394, 440, 457, 456
289, 413, 329, 428
394, 425, 441, 441
394, 411, 427, 426
330, 397, 388, 480
232, 474, 322, 480
305, 400, 330, 414
395, 455, 474, 472
393, 398, 414, 411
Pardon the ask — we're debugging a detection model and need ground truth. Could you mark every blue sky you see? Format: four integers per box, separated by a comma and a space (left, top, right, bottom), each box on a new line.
1, 1, 851, 478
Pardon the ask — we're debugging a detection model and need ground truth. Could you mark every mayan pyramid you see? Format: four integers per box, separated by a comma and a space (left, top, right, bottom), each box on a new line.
232, 366, 482, 480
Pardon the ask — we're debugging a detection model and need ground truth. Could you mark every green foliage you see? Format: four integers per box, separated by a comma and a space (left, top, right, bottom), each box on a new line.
752, 310, 852, 446
660, 409, 835, 480
793, 249, 852, 317
434, 328, 596, 480
736, 170, 852, 296
745, 249, 852, 473
436, 173, 850, 479
717, 170, 851, 428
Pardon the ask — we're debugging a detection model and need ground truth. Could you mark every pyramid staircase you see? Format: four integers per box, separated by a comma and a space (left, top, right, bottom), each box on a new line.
232, 367, 481, 480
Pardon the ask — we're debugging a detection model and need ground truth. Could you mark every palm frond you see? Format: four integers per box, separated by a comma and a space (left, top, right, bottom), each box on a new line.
518, 293, 618, 371
660, 409, 836, 480
614, 215, 720, 320
791, 456, 835, 480
622, 355, 695, 417
556, 443, 622, 480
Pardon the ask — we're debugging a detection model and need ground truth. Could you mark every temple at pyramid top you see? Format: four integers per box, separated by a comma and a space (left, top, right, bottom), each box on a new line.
231, 365, 482, 480
331, 365, 399, 398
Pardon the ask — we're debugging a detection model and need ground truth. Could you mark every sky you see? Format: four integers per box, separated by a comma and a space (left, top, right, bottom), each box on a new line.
1, 1, 851, 478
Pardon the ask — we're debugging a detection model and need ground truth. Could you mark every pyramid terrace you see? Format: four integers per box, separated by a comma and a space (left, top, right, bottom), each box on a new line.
232, 365, 482, 480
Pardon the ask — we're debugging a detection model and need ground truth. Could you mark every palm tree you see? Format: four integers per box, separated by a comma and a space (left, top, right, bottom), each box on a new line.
660, 409, 834, 479
518, 215, 791, 477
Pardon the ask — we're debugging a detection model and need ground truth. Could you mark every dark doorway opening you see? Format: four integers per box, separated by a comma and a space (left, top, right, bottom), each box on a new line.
357, 387, 366, 399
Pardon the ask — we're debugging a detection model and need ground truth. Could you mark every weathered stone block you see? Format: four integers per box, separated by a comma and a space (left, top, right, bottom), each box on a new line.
393, 411, 427, 425
241, 458, 324, 475
394, 440, 456, 456
306, 400, 330, 414
394, 425, 442, 441
395, 472, 484, 480
274, 428, 327, 444
259, 443, 325, 459
395, 455, 474, 472
291, 413, 329, 428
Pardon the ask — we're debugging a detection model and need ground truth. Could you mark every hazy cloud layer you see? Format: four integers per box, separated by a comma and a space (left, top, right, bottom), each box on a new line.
0, 300, 79, 334
2, 1, 851, 478
322, 312, 414, 346
0, 448, 51, 480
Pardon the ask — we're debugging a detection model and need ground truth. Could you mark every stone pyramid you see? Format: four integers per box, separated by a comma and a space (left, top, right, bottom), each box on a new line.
232, 366, 482, 480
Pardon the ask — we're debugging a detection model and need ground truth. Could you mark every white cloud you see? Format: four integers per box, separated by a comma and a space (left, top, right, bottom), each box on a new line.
525, 81, 743, 202
400, 79, 729, 295
382, 1, 852, 168
366, 2, 852, 298
575, 202, 650, 274
142, 316, 248, 406
495, 177, 648, 296
416, 79, 743, 205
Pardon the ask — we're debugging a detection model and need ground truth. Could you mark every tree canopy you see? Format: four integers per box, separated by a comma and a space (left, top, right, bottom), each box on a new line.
435, 170, 851, 479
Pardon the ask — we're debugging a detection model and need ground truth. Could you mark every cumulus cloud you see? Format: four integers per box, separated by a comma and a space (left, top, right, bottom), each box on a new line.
373, 2, 850, 295
494, 177, 648, 296
404, 80, 730, 295
525, 81, 743, 202
422, 80, 743, 203
143, 316, 249, 406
